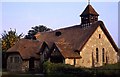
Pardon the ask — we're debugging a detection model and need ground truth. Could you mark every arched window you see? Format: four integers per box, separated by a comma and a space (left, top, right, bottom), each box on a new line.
10, 57, 13, 63
14, 57, 19, 63
102, 48, 105, 62
96, 48, 99, 62
99, 34, 101, 39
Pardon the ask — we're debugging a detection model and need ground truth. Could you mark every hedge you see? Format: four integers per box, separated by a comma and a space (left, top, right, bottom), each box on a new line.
43, 61, 120, 77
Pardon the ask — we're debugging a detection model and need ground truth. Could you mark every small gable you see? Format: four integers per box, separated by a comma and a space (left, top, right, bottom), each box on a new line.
40, 42, 49, 54
7, 39, 42, 60
49, 43, 64, 63
40, 42, 50, 61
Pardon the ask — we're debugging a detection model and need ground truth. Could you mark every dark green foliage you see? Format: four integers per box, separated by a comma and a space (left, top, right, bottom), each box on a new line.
43, 61, 74, 74
2, 62, 120, 77
1, 29, 23, 52
25, 25, 52, 40
83, 63, 120, 77
43, 61, 92, 77
100, 62, 120, 69
43, 61, 120, 77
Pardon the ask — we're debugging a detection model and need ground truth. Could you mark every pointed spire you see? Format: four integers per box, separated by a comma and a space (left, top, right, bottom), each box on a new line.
80, 4, 99, 16
80, 3, 99, 24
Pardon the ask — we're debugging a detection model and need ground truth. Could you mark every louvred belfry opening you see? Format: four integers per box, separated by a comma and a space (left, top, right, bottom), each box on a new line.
80, 4, 99, 25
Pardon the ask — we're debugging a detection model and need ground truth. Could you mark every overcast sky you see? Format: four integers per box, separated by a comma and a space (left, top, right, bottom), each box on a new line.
0, 0, 119, 47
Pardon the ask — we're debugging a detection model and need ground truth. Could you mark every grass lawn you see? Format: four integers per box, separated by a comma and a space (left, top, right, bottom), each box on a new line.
1, 72, 44, 77
1, 72, 74, 77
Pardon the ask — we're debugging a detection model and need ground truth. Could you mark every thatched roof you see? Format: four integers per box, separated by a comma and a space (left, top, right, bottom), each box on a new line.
36, 21, 118, 57
55, 43, 81, 59
7, 39, 42, 60
7, 21, 118, 59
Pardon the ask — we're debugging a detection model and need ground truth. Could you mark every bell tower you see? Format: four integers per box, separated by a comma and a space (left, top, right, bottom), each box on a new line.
80, 2, 99, 25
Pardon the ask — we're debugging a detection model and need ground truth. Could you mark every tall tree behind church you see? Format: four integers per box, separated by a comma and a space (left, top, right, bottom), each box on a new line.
25, 25, 52, 40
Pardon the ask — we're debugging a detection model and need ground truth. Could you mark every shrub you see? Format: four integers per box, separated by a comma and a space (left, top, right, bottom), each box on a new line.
43, 61, 92, 77
43, 61, 74, 74
84, 63, 120, 77
43, 61, 120, 77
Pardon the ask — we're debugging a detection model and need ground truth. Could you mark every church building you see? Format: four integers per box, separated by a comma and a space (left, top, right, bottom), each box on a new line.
6, 3, 118, 72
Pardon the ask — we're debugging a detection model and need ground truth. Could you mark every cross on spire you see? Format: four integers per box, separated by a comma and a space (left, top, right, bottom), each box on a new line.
88, 0, 90, 5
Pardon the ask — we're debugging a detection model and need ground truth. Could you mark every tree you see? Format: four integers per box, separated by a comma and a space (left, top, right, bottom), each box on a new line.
25, 25, 52, 40
1, 29, 23, 52
1, 29, 23, 69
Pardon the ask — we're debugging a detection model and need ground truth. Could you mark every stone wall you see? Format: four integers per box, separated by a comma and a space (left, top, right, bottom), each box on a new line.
20, 60, 40, 72
34, 60, 40, 72
7, 54, 40, 72
76, 26, 118, 67
21, 60, 29, 72
65, 58, 81, 67
7, 54, 22, 72
65, 58, 74, 65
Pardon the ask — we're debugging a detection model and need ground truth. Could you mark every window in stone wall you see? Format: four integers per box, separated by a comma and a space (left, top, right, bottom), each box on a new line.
96, 48, 99, 62
10, 57, 13, 63
99, 34, 101, 39
102, 48, 105, 62
14, 57, 19, 63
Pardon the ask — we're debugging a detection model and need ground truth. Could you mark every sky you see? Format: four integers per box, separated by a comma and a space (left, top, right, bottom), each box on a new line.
0, 0, 119, 47
118, 1, 120, 47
